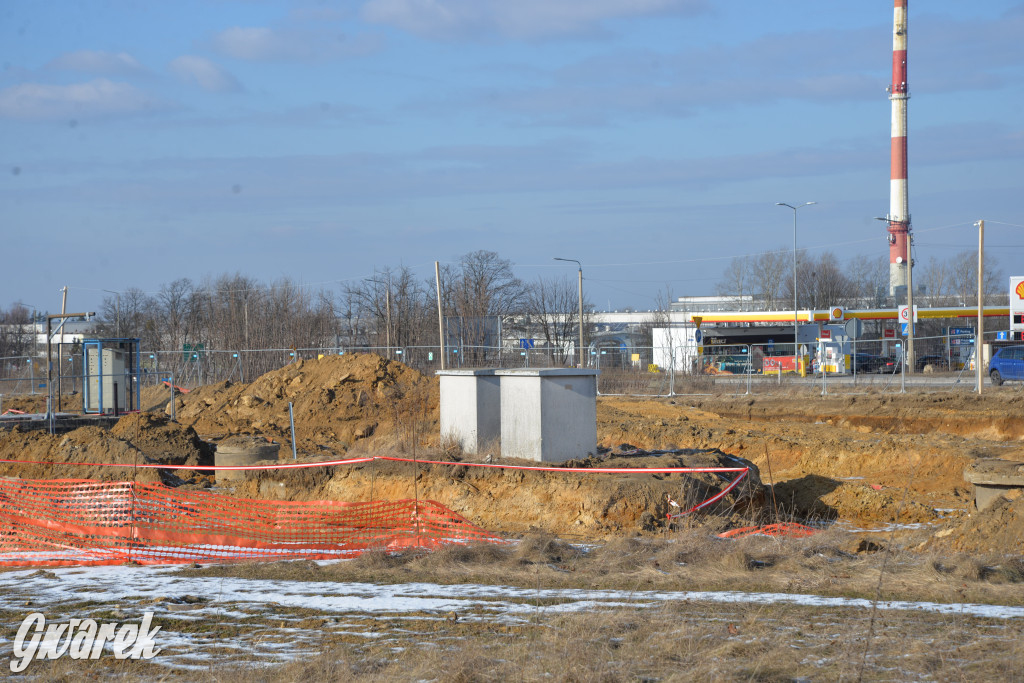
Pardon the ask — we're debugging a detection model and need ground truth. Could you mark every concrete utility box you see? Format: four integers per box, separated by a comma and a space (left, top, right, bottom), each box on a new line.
437, 369, 501, 454
496, 368, 598, 463
964, 459, 1024, 511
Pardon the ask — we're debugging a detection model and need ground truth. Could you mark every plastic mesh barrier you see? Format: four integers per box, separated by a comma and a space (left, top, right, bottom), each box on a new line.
0, 479, 501, 567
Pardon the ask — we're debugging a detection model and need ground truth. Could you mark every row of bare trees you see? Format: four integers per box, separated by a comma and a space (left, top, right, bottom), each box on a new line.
717, 249, 1006, 310
84, 251, 590, 375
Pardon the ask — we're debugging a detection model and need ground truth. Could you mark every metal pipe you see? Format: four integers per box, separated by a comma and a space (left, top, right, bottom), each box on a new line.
289, 401, 298, 460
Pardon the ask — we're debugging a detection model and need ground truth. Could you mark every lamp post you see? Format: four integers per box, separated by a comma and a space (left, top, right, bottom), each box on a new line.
102, 289, 121, 337
776, 202, 816, 372
554, 258, 584, 368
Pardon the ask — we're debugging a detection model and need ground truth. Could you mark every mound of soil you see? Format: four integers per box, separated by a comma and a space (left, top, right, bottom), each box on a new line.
771, 475, 943, 525
111, 412, 213, 467
169, 354, 436, 456
930, 492, 1024, 554
230, 448, 764, 537
0, 413, 211, 484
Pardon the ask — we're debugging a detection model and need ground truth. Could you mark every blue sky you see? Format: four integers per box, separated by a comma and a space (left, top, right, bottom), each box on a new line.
2, 0, 1022, 314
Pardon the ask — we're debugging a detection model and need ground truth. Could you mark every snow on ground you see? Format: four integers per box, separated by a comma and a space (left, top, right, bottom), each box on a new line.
1, 561, 1022, 669
4, 563, 1024, 621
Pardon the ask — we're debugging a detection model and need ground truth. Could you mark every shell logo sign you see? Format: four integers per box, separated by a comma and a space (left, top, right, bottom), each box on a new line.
1016, 280, 1024, 299
829, 306, 843, 321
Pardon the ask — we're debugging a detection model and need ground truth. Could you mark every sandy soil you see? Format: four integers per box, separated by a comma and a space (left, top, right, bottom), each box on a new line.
2, 354, 1023, 553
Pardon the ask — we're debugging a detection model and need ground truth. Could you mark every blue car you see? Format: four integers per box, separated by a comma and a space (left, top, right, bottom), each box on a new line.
989, 345, 1024, 385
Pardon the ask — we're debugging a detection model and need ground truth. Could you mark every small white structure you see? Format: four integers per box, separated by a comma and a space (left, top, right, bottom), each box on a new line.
495, 368, 598, 463
437, 369, 501, 454
652, 326, 701, 371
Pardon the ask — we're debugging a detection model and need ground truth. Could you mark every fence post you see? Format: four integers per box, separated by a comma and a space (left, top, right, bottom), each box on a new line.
746, 345, 752, 395
669, 348, 675, 397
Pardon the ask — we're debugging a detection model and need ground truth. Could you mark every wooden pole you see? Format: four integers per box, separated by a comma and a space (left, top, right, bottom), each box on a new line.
435, 261, 446, 370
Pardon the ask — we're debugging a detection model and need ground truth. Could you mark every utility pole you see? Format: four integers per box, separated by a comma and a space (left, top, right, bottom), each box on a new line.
46, 311, 95, 425
385, 280, 391, 358
58, 287, 68, 411
576, 266, 584, 368
435, 261, 446, 369
907, 234, 915, 373
976, 219, 985, 393
370, 276, 392, 357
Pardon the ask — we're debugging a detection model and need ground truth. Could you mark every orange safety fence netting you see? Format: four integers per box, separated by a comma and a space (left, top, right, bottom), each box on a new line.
0, 479, 501, 567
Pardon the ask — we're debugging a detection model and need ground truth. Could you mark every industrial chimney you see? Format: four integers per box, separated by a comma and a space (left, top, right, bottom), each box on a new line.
886, 0, 911, 296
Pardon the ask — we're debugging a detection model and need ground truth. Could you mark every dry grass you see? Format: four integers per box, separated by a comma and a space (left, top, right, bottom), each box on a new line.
23, 597, 1022, 681
175, 528, 1024, 607
8, 529, 1024, 681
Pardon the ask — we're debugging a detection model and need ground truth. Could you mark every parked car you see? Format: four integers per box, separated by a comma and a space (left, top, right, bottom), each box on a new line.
851, 353, 884, 373
915, 355, 946, 372
876, 356, 900, 374
989, 345, 1024, 385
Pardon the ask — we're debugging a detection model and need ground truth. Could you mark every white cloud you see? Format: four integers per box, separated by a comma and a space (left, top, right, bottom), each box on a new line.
211, 26, 379, 62
0, 79, 162, 121
213, 27, 283, 61
169, 56, 242, 93
361, 0, 706, 40
46, 50, 148, 76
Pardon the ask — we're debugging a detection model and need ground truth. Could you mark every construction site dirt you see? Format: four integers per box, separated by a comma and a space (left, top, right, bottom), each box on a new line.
3, 354, 1023, 550
2, 353, 1023, 679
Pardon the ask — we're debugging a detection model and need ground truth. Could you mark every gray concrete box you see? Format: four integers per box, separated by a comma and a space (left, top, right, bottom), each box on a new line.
437, 369, 501, 454
495, 368, 598, 463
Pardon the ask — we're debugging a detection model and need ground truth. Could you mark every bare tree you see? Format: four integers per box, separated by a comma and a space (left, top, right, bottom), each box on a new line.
783, 251, 855, 310
524, 275, 589, 364
752, 250, 789, 309
949, 250, 1004, 304
344, 266, 433, 351
441, 251, 527, 361
847, 254, 889, 308
717, 256, 752, 300
0, 304, 34, 365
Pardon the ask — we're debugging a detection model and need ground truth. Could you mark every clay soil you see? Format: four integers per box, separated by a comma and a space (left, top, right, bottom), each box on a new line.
2, 354, 1023, 552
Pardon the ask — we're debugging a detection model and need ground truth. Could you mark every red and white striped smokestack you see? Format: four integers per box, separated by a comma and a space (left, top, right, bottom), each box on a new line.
887, 0, 910, 296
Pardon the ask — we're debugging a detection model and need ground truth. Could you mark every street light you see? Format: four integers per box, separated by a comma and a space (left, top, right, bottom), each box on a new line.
554, 258, 584, 368
776, 202, 816, 372
102, 289, 121, 337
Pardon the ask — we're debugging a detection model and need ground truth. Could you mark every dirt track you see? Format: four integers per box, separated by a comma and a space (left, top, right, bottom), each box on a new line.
2, 354, 1023, 552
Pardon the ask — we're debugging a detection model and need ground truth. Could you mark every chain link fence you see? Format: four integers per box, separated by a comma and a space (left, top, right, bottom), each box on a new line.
4, 329, 1021, 407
